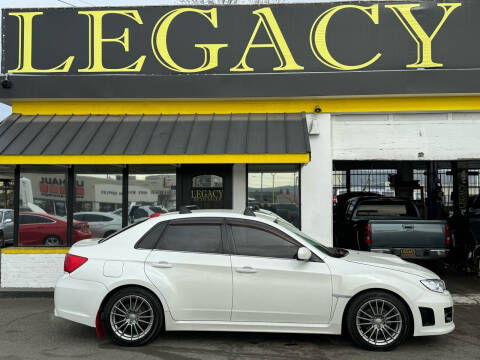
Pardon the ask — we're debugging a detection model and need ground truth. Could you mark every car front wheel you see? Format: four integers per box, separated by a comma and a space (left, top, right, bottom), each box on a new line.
103, 287, 163, 346
346, 291, 412, 351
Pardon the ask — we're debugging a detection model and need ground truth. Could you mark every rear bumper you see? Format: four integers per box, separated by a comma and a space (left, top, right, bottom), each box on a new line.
54, 274, 108, 328
412, 290, 455, 336
371, 248, 449, 260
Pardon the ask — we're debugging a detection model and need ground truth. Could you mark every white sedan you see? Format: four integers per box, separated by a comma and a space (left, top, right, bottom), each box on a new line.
55, 210, 454, 350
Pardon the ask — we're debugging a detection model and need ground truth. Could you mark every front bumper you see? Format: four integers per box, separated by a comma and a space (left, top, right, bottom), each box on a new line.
412, 289, 455, 336
54, 274, 108, 328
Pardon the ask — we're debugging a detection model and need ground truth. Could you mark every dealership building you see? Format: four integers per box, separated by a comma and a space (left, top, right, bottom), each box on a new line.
1, 0, 480, 288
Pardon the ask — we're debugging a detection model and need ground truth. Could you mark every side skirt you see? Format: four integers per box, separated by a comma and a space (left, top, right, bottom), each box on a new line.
163, 311, 342, 335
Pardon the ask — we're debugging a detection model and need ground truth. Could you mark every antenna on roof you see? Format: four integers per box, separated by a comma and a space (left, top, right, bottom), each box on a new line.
179, 206, 192, 214
244, 207, 256, 217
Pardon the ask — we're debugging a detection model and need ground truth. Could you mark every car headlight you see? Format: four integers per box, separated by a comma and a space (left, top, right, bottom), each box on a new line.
420, 279, 446, 293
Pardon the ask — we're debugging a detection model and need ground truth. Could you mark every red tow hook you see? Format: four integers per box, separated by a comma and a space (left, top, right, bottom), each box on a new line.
95, 309, 105, 339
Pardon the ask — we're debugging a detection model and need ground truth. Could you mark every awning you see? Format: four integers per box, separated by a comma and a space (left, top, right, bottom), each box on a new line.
0, 113, 310, 165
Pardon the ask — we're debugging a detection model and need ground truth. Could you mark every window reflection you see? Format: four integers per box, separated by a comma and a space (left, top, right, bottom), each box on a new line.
128, 173, 176, 223
74, 172, 122, 239
248, 169, 300, 228
19, 170, 75, 246
0, 172, 15, 248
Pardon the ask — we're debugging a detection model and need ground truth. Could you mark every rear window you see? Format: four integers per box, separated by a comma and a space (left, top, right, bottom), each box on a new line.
354, 201, 417, 217
156, 224, 222, 254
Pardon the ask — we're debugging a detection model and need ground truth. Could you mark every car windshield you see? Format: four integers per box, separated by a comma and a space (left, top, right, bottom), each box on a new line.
272, 216, 344, 257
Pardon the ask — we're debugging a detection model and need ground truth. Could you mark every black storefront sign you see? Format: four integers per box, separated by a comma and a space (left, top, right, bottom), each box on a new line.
2, 1, 480, 98
177, 165, 232, 210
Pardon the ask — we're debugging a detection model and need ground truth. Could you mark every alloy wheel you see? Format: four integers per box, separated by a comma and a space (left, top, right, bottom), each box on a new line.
109, 295, 154, 342
355, 299, 403, 346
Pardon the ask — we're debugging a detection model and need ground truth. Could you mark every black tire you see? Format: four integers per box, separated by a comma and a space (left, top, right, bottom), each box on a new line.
43, 235, 62, 246
103, 287, 163, 346
0, 232, 4, 248
346, 291, 412, 351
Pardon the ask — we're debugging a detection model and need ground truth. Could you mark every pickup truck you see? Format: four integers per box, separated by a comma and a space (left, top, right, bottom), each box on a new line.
334, 196, 451, 261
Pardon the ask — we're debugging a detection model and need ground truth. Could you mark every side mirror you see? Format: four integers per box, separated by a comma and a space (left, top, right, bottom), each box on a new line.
297, 247, 312, 261
4, 218, 12, 224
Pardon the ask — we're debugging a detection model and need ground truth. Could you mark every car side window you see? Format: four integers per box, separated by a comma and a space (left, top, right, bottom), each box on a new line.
73, 214, 83, 221
230, 224, 299, 259
20, 215, 54, 224
133, 208, 148, 219
136, 223, 166, 249
156, 224, 222, 254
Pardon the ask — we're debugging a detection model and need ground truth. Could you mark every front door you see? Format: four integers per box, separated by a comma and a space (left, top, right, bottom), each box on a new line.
177, 165, 232, 210
228, 220, 332, 324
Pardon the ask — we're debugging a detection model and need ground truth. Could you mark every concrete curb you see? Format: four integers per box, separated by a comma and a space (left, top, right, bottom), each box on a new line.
0, 288, 54, 298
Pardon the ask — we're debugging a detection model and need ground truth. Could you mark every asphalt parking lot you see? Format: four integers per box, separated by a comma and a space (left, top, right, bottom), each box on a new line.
0, 295, 479, 360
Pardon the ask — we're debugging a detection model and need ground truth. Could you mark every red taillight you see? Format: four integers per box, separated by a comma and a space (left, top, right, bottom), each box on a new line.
150, 212, 164, 218
365, 224, 372, 247
445, 224, 451, 248
64, 253, 88, 273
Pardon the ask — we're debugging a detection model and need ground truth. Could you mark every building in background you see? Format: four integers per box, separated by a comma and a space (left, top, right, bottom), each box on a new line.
1, 1, 480, 287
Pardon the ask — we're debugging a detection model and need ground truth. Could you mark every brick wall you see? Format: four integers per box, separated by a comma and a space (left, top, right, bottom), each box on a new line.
1, 253, 65, 288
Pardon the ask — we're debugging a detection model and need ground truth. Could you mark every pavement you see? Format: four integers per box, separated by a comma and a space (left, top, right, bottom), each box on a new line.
0, 296, 478, 360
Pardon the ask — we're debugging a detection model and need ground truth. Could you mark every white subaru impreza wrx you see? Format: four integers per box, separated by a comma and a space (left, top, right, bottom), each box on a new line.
54, 210, 454, 350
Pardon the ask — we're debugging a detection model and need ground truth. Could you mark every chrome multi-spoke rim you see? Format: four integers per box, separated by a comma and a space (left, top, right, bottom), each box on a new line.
356, 299, 402, 346
110, 295, 154, 341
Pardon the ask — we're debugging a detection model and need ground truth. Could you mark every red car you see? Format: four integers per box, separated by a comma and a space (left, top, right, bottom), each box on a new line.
19, 212, 91, 246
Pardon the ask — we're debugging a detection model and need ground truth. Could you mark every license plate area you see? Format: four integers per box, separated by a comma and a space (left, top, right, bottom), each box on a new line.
400, 248, 416, 257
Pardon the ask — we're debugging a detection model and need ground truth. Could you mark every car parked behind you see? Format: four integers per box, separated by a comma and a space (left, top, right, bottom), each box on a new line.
19, 212, 91, 246
0, 209, 14, 248
73, 212, 122, 239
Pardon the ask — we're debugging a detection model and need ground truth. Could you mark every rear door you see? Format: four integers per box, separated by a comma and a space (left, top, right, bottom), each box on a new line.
145, 218, 232, 321
228, 219, 332, 324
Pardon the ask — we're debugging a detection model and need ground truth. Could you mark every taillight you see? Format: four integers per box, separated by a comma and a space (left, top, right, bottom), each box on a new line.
64, 253, 88, 273
445, 224, 451, 248
150, 212, 164, 218
365, 224, 372, 247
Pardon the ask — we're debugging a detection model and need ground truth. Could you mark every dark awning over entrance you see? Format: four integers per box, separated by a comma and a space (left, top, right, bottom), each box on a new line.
0, 113, 310, 164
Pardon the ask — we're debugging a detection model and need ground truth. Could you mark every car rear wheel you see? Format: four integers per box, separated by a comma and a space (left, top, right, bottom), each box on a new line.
0, 232, 4, 248
104, 287, 163, 346
44, 236, 62, 246
346, 291, 411, 351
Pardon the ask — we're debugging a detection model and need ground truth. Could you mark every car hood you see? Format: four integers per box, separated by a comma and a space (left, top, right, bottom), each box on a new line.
344, 250, 438, 279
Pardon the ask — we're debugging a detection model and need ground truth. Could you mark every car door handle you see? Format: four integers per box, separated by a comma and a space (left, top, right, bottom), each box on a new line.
235, 266, 257, 274
403, 225, 414, 230
150, 261, 173, 269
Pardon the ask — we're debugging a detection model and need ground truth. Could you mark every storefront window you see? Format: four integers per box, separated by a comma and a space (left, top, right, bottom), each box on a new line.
74, 168, 123, 240
19, 167, 68, 246
0, 167, 15, 248
248, 165, 300, 228
129, 167, 176, 224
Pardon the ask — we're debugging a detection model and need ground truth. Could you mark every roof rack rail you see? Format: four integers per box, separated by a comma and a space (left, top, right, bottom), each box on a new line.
243, 207, 256, 217
179, 206, 192, 214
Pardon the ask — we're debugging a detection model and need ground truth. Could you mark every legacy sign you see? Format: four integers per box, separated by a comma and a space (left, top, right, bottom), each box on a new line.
1, 1, 480, 98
